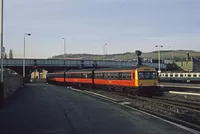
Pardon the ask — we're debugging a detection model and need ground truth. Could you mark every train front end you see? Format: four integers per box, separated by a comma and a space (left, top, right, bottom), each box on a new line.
135, 66, 159, 95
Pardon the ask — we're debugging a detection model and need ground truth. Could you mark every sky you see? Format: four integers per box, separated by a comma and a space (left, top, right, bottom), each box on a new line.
3, 0, 200, 58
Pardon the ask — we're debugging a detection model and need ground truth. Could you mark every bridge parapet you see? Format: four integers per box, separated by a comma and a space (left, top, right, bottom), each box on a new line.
2, 59, 166, 69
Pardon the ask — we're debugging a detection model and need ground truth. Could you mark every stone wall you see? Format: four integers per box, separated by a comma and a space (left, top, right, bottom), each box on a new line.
3, 75, 23, 100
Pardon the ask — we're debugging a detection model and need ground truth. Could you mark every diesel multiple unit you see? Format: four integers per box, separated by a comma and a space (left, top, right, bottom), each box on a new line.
46, 65, 158, 95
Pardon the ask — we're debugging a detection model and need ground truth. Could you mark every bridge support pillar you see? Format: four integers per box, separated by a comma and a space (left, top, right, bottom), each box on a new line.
0, 82, 4, 108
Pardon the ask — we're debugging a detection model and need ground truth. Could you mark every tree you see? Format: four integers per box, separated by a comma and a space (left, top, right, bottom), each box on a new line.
4, 53, 7, 59
9, 49, 13, 59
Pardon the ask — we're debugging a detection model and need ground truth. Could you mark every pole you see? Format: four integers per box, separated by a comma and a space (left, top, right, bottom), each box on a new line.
104, 43, 107, 60
0, 0, 4, 106
0, 0, 3, 83
23, 35, 25, 78
64, 38, 66, 60
103, 45, 105, 59
105, 44, 107, 56
156, 45, 162, 73
158, 46, 160, 73
171, 48, 174, 62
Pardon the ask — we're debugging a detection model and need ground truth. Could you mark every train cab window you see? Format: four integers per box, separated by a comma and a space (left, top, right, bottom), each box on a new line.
138, 72, 156, 80
138, 72, 144, 80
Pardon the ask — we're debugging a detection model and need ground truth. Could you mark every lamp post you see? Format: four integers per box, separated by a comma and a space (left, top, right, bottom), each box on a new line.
103, 43, 107, 60
0, 0, 4, 84
155, 45, 163, 73
62, 38, 66, 60
0, 0, 4, 104
23, 33, 31, 79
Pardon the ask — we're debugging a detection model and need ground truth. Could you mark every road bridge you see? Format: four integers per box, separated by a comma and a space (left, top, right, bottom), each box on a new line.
2, 59, 167, 76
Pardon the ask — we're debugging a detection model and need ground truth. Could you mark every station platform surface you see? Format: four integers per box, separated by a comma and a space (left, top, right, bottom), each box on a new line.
0, 83, 196, 134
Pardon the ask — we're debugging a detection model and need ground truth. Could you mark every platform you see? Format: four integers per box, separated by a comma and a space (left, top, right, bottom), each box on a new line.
0, 83, 196, 134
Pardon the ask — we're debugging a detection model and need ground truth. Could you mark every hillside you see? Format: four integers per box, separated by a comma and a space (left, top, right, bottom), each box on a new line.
52, 50, 200, 61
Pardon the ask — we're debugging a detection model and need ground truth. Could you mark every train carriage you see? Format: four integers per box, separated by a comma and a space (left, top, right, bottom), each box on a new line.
65, 69, 94, 87
159, 72, 200, 83
93, 66, 158, 94
46, 65, 159, 96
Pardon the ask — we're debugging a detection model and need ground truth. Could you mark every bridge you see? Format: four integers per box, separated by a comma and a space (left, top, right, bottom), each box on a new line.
2, 59, 167, 75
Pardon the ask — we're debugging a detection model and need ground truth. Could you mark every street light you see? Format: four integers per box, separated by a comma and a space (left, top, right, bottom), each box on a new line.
103, 43, 107, 60
0, 0, 4, 84
169, 46, 174, 62
62, 38, 66, 60
23, 33, 31, 79
155, 45, 163, 73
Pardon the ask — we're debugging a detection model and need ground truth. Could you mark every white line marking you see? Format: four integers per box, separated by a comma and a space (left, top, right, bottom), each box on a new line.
159, 85, 200, 89
70, 87, 83, 92
119, 102, 131, 105
84, 90, 117, 102
169, 91, 200, 96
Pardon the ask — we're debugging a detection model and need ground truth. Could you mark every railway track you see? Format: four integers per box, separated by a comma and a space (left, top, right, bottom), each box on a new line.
152, 96, 200, 111
75, 87, 200, 131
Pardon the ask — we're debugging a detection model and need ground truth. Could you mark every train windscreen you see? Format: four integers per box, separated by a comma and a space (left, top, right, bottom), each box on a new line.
138, 71, 156, 80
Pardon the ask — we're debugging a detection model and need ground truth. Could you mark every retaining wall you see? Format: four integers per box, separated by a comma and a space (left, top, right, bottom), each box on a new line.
3, 75, 23, 99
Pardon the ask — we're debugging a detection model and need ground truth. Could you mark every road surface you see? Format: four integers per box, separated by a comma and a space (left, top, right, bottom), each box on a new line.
0, 83, 195, 134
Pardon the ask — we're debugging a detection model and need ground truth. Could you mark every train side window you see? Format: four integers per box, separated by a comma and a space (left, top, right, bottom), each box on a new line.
122, 72, 126, 80
107, 73, 111, 79
114, 73, 118, 79
111, 73, 114, 79
96, 73, 99, 79
104, 73, 107, 79
110, 72, 115, 79
127, 72, 131, 80
66, 73, 71, 78
188, 74, 191, 77
88, 73, 92, 78
175, 74, 178, 77
193, 74, 197, 77
101, 73, 105, 79
98, 73, 102, 79
180, 74, 183, 77
170, 74, 173, 77
118, 72, 122, 80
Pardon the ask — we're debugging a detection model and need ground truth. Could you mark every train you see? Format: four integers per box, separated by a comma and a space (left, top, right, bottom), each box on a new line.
159, 72, 200, 83
46, 65, 159, 96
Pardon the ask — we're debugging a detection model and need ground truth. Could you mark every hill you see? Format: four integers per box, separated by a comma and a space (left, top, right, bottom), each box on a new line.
51, 50, 200, 61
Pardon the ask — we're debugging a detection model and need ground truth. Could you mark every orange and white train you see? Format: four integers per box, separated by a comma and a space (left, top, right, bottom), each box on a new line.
46, 65, 159, 95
